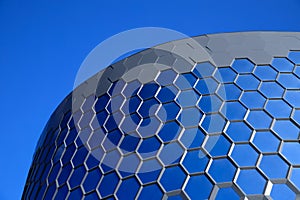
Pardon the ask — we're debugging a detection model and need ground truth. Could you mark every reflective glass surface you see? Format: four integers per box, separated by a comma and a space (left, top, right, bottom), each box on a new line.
23, 34, 300, 200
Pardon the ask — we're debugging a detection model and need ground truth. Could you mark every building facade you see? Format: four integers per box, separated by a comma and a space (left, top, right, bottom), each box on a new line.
23, 32, 300, 199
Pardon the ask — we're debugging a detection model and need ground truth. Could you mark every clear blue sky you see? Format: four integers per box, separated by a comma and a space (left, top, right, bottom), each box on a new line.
0, 0, 300, 199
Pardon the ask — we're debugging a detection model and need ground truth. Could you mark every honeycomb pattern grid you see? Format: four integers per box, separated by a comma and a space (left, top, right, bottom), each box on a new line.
23, 32, 300, 200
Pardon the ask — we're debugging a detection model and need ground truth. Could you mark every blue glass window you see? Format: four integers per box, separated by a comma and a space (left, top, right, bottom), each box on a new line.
98, 171, 119, 198
118, 154, 140, 178
88, 131, 105, 150
270, 184, 296, 200
95, 94, 110, 112
240, 91, 266, 109
185, 175, 213, 199
198, 95, 222, 113
215, 187, 239, 200
122, 96, 141, 115
138, 116, 161, 138
281, 142, 300, 165
95, 110, 109, 127
44, 184, 56, 199
108, 80, 125, 96
175, 73, 197, 90
57, 164, 72, 186
101, 150, 120, 173
277, 73, 300, 89
156, 69, 177, 86
294, 66, 300, 78
254, 65, 278, 81
214, 67, 237, 83
205, 134, 231, 157
138, 83, 159, 100
288, 51, 300, 64
193, 62, 215, 78
291, 167, 300, 190
180, 127, 205, 149
138, 184, 163, 199
138, 98, 160, 118
259, 155, 289, 179
272, 57, 294, 72
231, 59, 255, 73
236, 74, 260, 90
182, 150, 209, 174
195, 78, 218, 95
284, 90, 300, 108
82, 95, 96, 113
246, 110, 272, 129
85, 149, 102, 170
157, 85, 178, 103
107, 95, 124, 113
119, 133, 140, 153
231, 144, 258, 167
68, 166, 86, 189
61, 143, 76, 165
158, 121, 181, 143
160, 166, 186, 191
79, 111, 94, 129
225, 121, 252, 142
68, 187, 83, 200
83, 168, 102, 193
272, 120, 299, 140
180, 107, 203, 127
103, 129, 122, 151
120, 114, 140, 133
217, 83, 242, 101
209, 158, 236, 183
157, 102, 181, 122
54, 185, 68, 200
167, 193, 186, 199
221, 101, 247, 121
104, 113, 122, 132
71, 147, 88, 168
122, 80, 141, 98
259, 81, 284, 98
137, 159, 161, 184
236, 169, 266, 195
176, 89, 199, 107
138, 136, 161, 158
85, 192, 99, 200
265, 100, 292, 118
201, 114, 226, 133
159, 142, 184, 165
252, 131, 280, 153
292, 109, 300, 125
116, 177, 140, 199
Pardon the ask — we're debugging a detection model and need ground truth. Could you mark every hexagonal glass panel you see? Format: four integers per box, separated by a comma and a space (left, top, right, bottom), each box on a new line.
231, 59, 255, 73
259, 81, 284, 98
185, 175, 213, 199
240, 91, 266, 109
208, 158, 236, 183
281, 142, 300, 165
270, 184, 296, 200
272, 120, 299, 140
259, 155, 289, 179
254, 65, 278, 81
160, 165, 186, 192
230, 144, 258, 167
236, 169, 266, 195
225, 121, 252, 142
235, 74, 260, 90
265, 99, 292, 119
271, 57, 294, 72
214, 67, 237, 83
182, 149, 209, 174
252, 131, 280, 153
